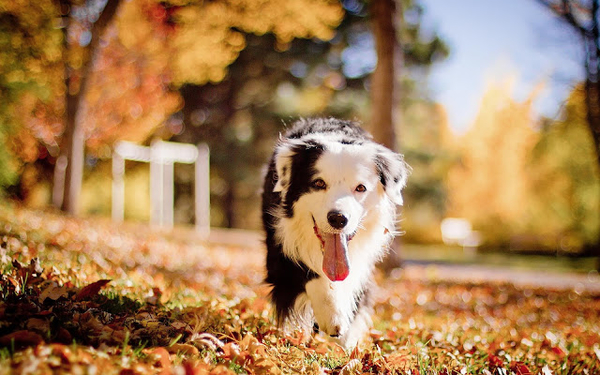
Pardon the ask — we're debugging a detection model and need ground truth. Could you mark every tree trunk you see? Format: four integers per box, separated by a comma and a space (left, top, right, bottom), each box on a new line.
370, 0, 404, 271
583, 77, 600, 270
584, 76, 600, 272
54, 0, 121, 214
59, 84, 85, 214
584, 0, 600, 270
369, 0, 397, 150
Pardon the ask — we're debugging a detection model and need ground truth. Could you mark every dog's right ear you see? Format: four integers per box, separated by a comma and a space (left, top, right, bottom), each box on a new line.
375, 146, 411, 205
272, 142, 295, 193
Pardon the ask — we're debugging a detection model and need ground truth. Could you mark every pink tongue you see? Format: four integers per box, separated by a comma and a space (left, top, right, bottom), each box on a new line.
322, 233, 350, 281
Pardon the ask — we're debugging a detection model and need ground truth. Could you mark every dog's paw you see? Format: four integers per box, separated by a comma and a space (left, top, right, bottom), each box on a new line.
314, 315, 349, 338
326, 324, 342, 337
305, 278, 355, 338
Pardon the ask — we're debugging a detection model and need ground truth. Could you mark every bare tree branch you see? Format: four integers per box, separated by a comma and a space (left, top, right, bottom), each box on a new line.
535, 0, 588, 35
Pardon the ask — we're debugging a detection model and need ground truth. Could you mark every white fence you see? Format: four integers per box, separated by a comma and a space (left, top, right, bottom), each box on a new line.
112, 139, 210, 235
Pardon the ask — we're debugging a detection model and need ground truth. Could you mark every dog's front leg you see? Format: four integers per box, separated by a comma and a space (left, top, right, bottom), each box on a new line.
305, 278, 352, 338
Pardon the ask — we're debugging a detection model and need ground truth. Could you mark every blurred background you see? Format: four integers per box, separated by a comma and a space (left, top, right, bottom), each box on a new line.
1, 0, 599, 271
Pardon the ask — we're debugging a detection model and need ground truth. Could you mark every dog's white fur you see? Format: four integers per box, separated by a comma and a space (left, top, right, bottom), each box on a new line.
270, 132, 405, 348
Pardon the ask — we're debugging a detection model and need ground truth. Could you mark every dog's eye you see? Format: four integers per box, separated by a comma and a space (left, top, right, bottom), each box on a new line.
355, 184, 367, 193
312, 178, 327, 190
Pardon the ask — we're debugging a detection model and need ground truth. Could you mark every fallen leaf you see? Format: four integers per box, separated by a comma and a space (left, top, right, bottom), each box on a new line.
254, 357, 282, 375
39, 282, 70, 302
167, 343, 199, 356
487, 353, 504, 369
74, 279, 111, 301
339, 358, 362, 375
386, 353, 409, 370
220, 342, 241, 360
209, 364, 237, 375
183, 361, 212, 375
510, 361, 533, 375
0, 330, 44, 347
26, 318, 50, 333
148, 347, 171, 373
5, 276, 19, 289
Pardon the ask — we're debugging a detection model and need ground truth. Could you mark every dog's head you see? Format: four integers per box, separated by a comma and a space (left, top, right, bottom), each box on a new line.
272, 135, 409, 281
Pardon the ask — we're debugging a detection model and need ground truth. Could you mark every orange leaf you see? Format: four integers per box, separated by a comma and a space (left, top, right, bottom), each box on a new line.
0, 330, 44, 347
183, 361, 211, 375
74, 279, 111, 301
167, 343, 199, 356
221, 342, 241, 360
551, 346, 565, 357
314, 342, 330, 355
149, 347, 172, 373
39, 283, 70, 302
6, 276, 19, 288
349, 345, 361, 360
210, 364, 236, 375
488, 353, 504, 368
386, 353, 409, 370
510, 361, 533, 375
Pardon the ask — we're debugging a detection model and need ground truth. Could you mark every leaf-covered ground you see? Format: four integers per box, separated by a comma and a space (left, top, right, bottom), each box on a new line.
0, 204, 599, 374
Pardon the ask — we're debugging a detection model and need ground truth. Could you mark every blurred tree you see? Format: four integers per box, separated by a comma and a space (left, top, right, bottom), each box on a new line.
400, 101, 454, 244
449, 81, 600, 255
174, 32, 345, 228
446, 80, 540, 246
529, 85, 600, 253
100, 2, 449, 258
370, 0, 448, 268
368, 0, 449, 146
55, 0, 122, 214
69, 0, 342, 215
533, 0, 600, 266
380, 0, 450, 245
2, 0, 343, 213
83, 1, 184, 157
171, 0, 449, 236
0, 1, 63, 191
3, 0, 449, 239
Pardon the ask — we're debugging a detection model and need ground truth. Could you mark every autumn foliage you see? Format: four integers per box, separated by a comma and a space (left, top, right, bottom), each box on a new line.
0, 203, 599, 374
446, 81, 600, 250
0, 0, 344, 203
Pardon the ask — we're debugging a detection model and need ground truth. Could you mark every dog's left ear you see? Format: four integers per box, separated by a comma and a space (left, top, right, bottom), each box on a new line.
375, 146, 410, 205
272, 142, 295, 193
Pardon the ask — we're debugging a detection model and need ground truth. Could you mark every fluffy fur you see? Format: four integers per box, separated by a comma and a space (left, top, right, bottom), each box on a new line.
262, 118, 409, 348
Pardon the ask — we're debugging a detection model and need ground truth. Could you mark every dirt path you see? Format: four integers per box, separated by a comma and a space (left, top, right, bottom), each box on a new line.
400, 261, 600, 292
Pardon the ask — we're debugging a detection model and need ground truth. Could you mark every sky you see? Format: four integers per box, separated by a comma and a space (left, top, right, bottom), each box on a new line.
419, 0, 585, 133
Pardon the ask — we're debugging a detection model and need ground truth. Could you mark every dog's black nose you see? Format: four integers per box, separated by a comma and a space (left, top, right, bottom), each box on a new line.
327, 211, 348, 229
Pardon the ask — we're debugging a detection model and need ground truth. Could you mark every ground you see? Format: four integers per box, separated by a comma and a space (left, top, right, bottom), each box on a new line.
0, 203, 599, 374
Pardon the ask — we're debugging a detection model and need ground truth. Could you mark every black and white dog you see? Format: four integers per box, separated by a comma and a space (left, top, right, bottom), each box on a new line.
262, 118, 409, 348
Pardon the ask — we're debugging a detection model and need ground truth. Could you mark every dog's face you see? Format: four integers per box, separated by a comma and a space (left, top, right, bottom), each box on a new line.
272, 137, 408, 281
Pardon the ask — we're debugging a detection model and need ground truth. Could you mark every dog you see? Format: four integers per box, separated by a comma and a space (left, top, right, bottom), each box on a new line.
262, 118, 409, 348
